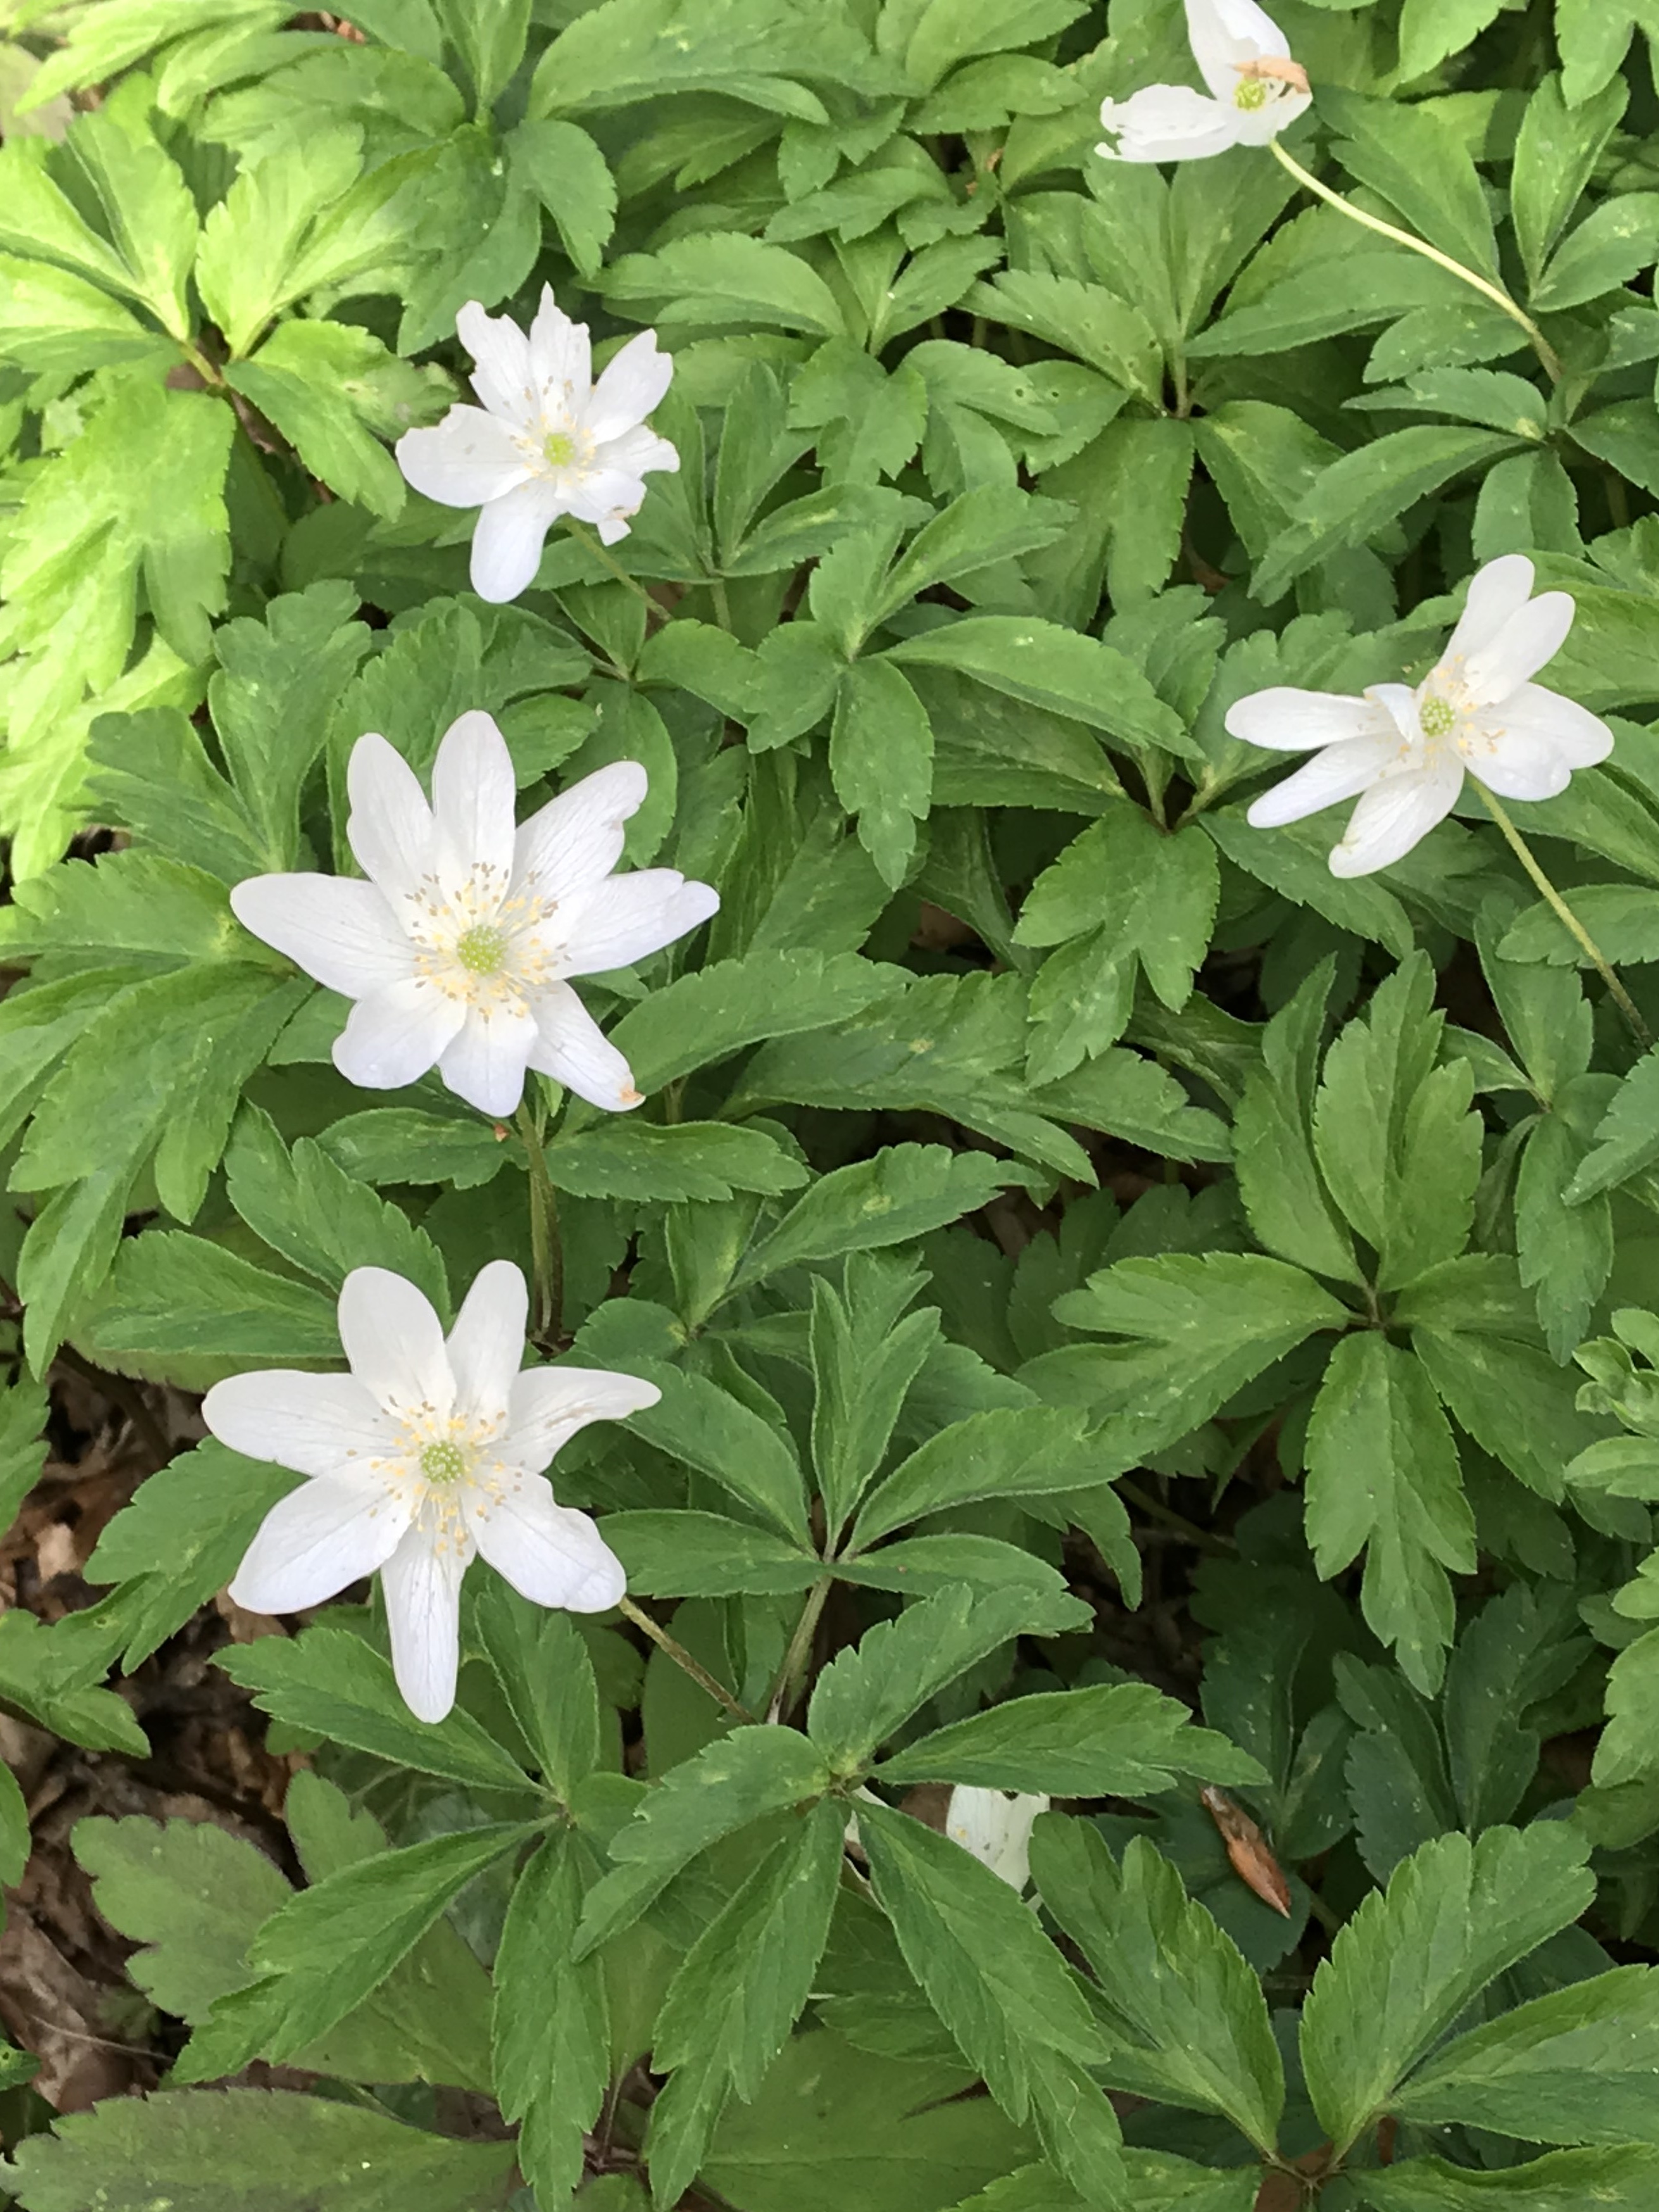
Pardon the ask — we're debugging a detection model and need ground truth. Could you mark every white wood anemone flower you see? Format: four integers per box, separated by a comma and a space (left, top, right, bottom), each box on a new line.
945, 1786, 1051, 1891
1227, 555, 1613, 878
208, 1261, 656, 1723
395, 285, 679, 604
230, 710, 718, 1119
1096, 0, 1310, 163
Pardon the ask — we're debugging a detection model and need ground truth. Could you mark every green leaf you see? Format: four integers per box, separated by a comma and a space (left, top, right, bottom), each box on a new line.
529, 0, 873, 118
0, 1376, 49, 1536
84, 708, 270, 884
605, 232, 846, 335
227, 319, 442, 519
0, 1757, 29, 1891
646, 1799, 846, 2205
223, 1103, 449, 1310
72, 1229, 339, 1386
877, 1681, 1266, 1797
623, 1361, 811, 1543
1353, 2146, 1659, 2211
1566, 1047, 1659, 1200
810, 1257, 941, 1536
1512, 72, 1629, 291
1233, 960, 1358, 1284
5, 2089, 516, 2212
316, 1107, 512, 1191
901, 0, 1087, 89
601, 948, 899, 1096
730, 1143, 1008, 1298
576, 1725, 833, 1955
216, 1627, 530, 1795
0, 1610, 149, 1757
194, 123, 365, 356
1032, 1253, 1347, 1462
1187, 254, 1469, 360
1517, 1100, 1614, 1360
1201, 810, 1415, 962
1444, 1588, 1552, 1835
808, 1583, 1087, 1775
1397, 0, 1505, 79
858, 1801, 1122, 2208
473, 1581, 602, 1804
968, 269, 1160, 400
604, 1510, 823, 1595
435, 0, 529, 109
829, 660, 934, 888
1320, 87, 1499, 278
1535, 191, 1659, 312
1392, 1963, 1659, 2143
1298, 1824, 1596, 2156
851, 1405, 1103, 1549
1410, 1321, 1603, 1501
66, 108, 199, 339
1305, 1334, 1475, 1697
1255, 427, 1524, 603
0, 253, 169, 375
1029, 1821, 1282, 2153
882, 617, 1191, 761
492, 1832, 610, 2207
512, 117, 616, 274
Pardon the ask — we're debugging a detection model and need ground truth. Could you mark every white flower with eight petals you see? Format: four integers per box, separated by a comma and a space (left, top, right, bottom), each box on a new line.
210, 1260, 654, 1723
1097, 0, 1310, 165
396, 286, 679, 605
1227, 555, 1613, 877
230, 710, 718, 1118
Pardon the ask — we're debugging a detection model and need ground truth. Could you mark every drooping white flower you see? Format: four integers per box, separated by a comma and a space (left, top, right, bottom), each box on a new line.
1227, 555, 1613, 877
209, 1261, 655, 1724
395, 286, 680, 604
1097, 0, 1310, 163
230, 712, 718, 1118
945, 1786, 1051, 1891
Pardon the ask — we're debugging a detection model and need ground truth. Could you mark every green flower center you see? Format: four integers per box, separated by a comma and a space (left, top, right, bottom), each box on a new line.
456, 923, 507, 974
544, 430, 577, 468
420, 1439, 468, 1486
1234, 77, 1269, 111
1419, 694, 1457, 739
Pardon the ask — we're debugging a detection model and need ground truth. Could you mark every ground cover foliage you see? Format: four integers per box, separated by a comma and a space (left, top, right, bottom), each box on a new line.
14, 0, 1659, 2204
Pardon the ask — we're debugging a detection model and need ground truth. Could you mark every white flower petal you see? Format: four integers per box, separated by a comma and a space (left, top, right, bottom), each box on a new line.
346, 732, 437, 900
1246, 733, 1401, 827
594, 424, 680, 480
437, 1005, 538, 1117
1097, 84, 1243, 162
470, 478, 565, 604
1443, 553, 1536, 666
584, 330, 673, 444
458, 298, 538, 429
946, 1786, 1049, 1890
472, 1478, 626, 1612
1232, 85, 1311, 143
203, 1370, 395, 1476
1468, 684, 1613, 770
431, 709, 518, 887
512, 760, 648, 900
596, 512, 635, 547
528, 285, 592, 420
333, 977, 465, 1094
229, 1474, 409, 1617
1329, 753, 1464, 877
382, 1521, 467, 1723
1462, 591, 1577, 706
395, 407, 532, 509
338, 1266, 454, 1417
230, 874, 413, 998
565, 466, 649, 533
503, 1364, 661, 1474
446, 1260, 528, 1426
556, 870, 720, 976
1186, 0, 1291, 94
527, 981, 642, 1110
1224, 688, 1388, 753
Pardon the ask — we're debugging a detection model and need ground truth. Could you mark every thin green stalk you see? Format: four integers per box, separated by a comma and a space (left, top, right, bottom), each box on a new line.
767, 1574, 834, 1721
1267, 139, 1563, 385
515, 1103, 564, 1345
709, 572, 735, 632
563, 518, 665, 619
1474, 783, 1652, 1046
618, 1595, 756, 1723
1118, 1478, 1237, 1555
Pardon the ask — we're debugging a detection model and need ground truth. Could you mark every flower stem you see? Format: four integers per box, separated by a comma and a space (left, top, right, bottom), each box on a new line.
1267, 139, 1563, 385
515, 1103, 564, 1347
767, 1574, 834, 1721
617, 1595, 756, 1723
1474, 783, 1653, 1045
563, 519, 665, 620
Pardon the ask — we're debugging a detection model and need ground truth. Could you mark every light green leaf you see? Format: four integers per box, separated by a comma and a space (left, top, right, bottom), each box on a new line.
1298, 1824, 1596, 2156
1354, 2146, 1659, 2211
1305, 1334, 1475, 1697
604, 231, 846, 335
227, 319, 445, 518
830, 660, 934, 888
194, 123, 364, 354
604, 1510, 823, 1596
850, 1404, 1100, 1549
473, 1581, 602, 1804
492, 1832, 610, 2207
730, 1143, 1010, 1297
1320, 87, 1499, 278
1512, 72, 1629, 291
881, 617, 1192, 760
512, 116, 617, 273
623, 1361, 810, 1543
877, 1681, 1266, 1797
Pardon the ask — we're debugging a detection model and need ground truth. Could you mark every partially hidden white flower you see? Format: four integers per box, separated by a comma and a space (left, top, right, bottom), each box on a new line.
210, 1261, 656, 1724
1097, 0, 1311, 163
230, 711, 718, 1119
945, 1786, 1051, 1891
1227, 555, 1613, 878
396, 284, 680, 604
